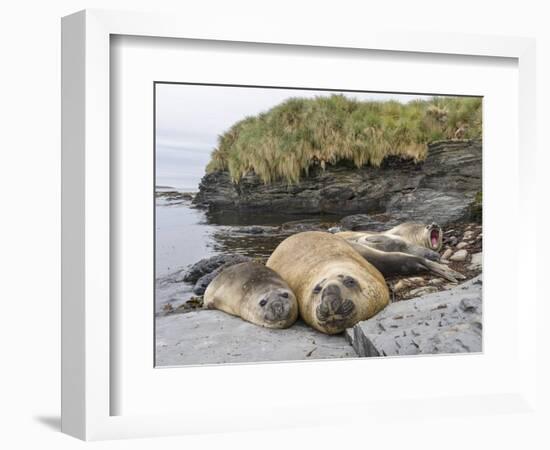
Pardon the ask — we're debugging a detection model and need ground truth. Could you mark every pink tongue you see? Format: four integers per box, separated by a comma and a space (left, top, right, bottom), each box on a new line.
431, 231, 438, 247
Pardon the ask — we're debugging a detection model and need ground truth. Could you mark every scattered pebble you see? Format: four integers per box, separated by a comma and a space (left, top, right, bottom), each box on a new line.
442, 248, 453, 260
409, 286, 439, 296
450, 249, 469, 262
463, 230, 475, 239
392, 280, 409, 292
469, 253, 482, 271
407, 277, 425, 284
456, 242, 468, 250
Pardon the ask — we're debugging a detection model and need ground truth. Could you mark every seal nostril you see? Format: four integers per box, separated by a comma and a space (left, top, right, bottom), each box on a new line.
272, 301, 285, 317
323, 283, 341, 297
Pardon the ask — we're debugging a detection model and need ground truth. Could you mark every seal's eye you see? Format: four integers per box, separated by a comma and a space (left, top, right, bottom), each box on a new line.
280, 292, 289, 298
313, 284, 322, 294
343, 276, 357, 288
259, 298, 268, 307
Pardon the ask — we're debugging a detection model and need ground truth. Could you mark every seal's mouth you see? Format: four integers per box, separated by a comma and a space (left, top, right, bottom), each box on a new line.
316, 285, 356, 324
430, 228, 440, 248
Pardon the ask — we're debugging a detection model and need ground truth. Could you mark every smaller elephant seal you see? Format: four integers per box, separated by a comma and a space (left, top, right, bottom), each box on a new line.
267, 231, 389, 335
385, 222, 443, 252
204, 261, 298, 329
338, 222, 442, 254
336, 222, 463, 282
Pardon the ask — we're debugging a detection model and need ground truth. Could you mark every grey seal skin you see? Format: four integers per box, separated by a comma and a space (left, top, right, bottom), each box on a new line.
337, 222, 464, 282
384, 222, 443, 252
203, 262, 298, 329
266, 231, 389, 335
338, 222, 443, 257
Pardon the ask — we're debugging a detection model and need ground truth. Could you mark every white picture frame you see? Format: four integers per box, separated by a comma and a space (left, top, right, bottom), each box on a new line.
61, 9, 538, 441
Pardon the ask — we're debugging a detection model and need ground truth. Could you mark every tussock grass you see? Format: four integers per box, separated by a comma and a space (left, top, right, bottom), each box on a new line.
206, 95, 482, 184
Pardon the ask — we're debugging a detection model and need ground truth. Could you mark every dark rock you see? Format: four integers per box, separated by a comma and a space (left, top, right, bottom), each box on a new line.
345, 276, 482, 356
446, 236, 459, 246
340, 214, 400, 231
469, 191, 482, 223
194, 140, 482, 227
156, 191, 195, 202
193, 267, 223, 295
183, 254, 252, 284
231, 225, 276, 235
281, 218, 333, 232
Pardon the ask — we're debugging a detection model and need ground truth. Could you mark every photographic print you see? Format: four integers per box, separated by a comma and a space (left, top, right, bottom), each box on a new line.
154, 84, 482, 366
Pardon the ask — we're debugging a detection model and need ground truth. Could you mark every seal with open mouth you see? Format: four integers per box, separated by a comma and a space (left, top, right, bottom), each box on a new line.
203, 262, 298, 329
336, 222, 464, 282
266, 231, 389, 335
385, 222, 443, 252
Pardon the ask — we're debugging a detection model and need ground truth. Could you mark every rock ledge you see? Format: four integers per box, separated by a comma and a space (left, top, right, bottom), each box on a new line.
345, 275, 482, 356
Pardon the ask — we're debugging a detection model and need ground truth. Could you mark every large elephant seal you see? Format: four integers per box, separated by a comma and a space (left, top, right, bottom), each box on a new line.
266, 231, 389, 335
337, 222, 463, 282
204, 262, 298, 329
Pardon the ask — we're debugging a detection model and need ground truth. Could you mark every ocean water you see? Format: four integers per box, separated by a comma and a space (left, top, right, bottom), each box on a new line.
154, 198, 342, 313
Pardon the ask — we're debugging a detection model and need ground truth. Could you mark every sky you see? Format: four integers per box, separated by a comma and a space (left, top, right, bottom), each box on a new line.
155, 84, 432, 190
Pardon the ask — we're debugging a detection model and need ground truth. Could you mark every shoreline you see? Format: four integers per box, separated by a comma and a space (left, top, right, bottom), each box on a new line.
155, 195, 482, 318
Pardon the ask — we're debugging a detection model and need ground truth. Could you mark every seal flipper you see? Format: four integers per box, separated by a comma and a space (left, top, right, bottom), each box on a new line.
359, 235, 440, 261
419, 259, 466, 283
347, 242, 464, 282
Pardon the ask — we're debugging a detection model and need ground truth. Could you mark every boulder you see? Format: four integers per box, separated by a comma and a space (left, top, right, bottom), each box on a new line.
345, 276, 482, 357
183, 254, 252, 284
182, 253, 254, 295
192, 268, 223, 295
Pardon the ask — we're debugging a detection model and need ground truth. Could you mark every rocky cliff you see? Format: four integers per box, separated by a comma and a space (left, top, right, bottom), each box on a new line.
193, 139, 482, 227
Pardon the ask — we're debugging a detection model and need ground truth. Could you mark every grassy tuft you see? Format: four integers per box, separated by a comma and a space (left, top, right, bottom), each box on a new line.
206, 95, 482, 184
